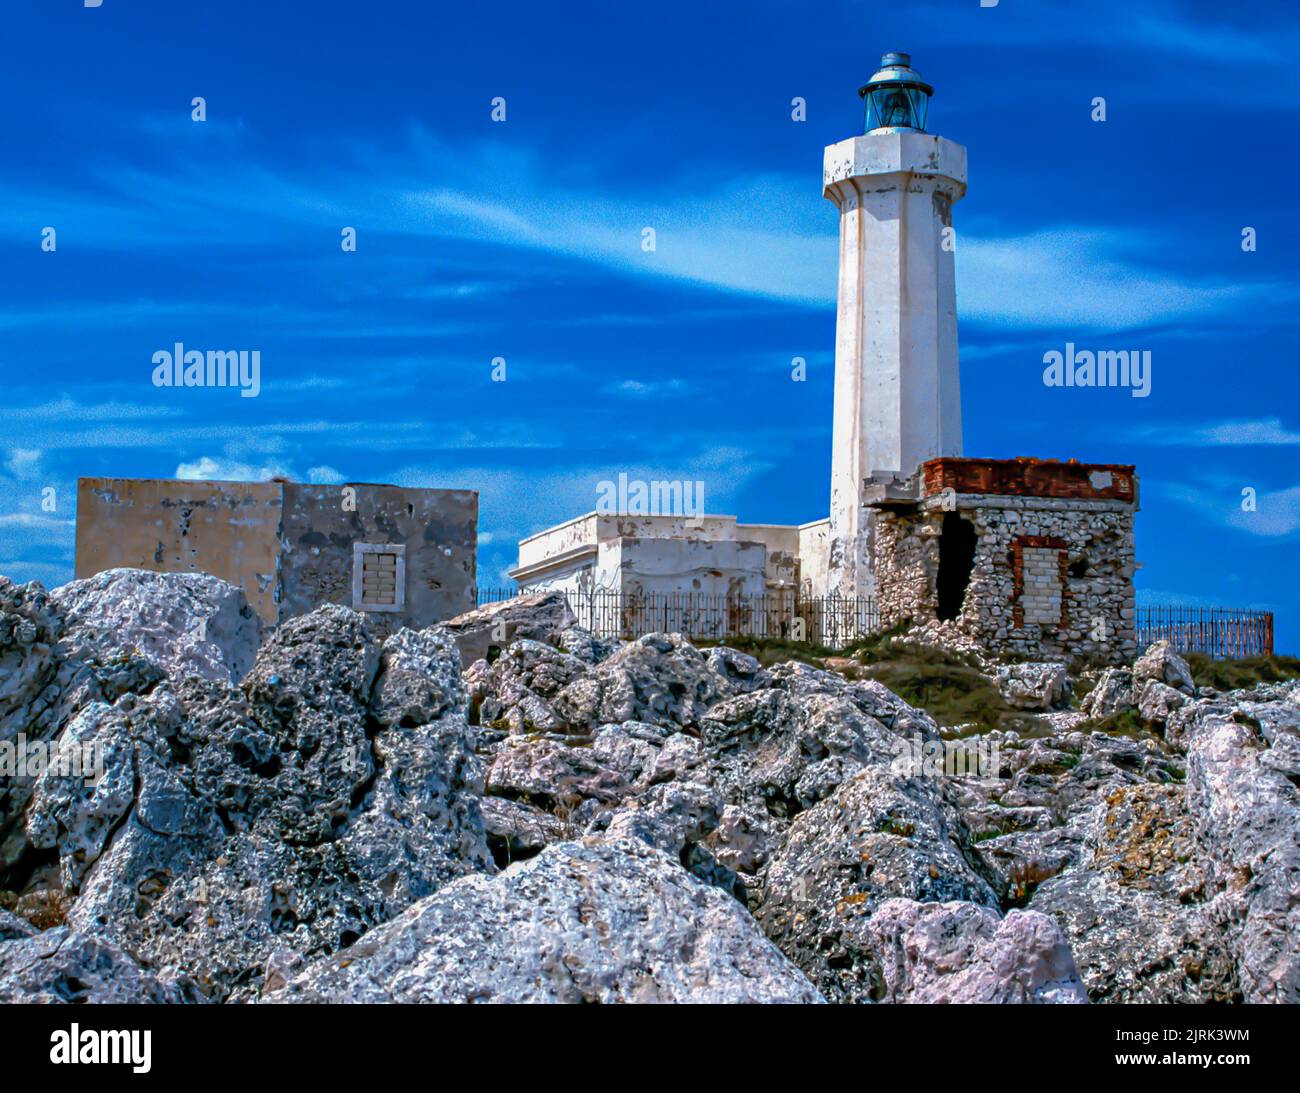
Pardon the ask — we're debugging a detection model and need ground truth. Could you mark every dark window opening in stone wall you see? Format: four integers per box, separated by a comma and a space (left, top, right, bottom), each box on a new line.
1068, 557, 1089, 579
936, 512, 977, 621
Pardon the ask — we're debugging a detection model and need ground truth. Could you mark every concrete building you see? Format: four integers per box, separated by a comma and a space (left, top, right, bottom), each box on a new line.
510, 511, 811, 602
509, 51, 1141, 661
74, 477, 477, 631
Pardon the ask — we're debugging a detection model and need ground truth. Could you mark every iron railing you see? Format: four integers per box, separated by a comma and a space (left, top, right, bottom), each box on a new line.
1135, 606, 1274, 659
476, 587, 879, 647
477, 588, 1275, 658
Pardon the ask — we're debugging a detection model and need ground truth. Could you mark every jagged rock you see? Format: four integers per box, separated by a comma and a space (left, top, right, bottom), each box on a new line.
551, 633, 731, 732
706, 646, 770, 693
1, 577, 163, 879
865, 898, 1087, 1003
442, 592, 577, 668
593, 780, 724, 856
480, 796, 572, 865
558, 626, 621, 665
996, 662, 1069, 711
485, 736, 629, 809
0, 908, 37, 941
0, 927, 196, 1003
370, 626, 463, 728
1133, 640, 1196, 696
1136, 680, 1190, 725
756, 764, 999, 1002
475, 639, 589, 733
266, 838, 824, 1004
40, 606, 492, 1001
52, 568, 263, 685
1184, 689, 1300, 1003
1081, 667, 1135, 720
1029, 784, 1236, 1003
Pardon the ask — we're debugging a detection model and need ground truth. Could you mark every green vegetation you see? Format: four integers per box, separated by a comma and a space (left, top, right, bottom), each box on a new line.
1184, 652, 1300, 692
701, 631, 1047, 735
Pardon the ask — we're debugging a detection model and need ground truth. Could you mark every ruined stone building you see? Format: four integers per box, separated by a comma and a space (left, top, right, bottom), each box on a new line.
511, 52, 1140, 662
74, 477, 477, 631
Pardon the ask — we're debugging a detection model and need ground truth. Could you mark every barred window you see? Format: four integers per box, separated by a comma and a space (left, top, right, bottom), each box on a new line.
352, 543, 405, 612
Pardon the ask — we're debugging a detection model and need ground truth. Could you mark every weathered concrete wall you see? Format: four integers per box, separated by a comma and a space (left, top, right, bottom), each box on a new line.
279, 483, 477, 634
75, 478, 283, 624
76, 478, 477, 631
797, 518, 831, 598
608, 537, 769, 600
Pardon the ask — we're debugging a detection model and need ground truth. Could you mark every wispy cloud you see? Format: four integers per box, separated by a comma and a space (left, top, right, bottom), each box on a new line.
1128, 417, 1300, 447
7, 119, 1290, 332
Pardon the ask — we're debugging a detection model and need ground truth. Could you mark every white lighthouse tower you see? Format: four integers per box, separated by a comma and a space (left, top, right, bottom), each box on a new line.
823, 52, 967, 599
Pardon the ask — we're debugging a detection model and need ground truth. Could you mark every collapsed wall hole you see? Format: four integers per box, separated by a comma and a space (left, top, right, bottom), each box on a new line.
936, 512, 977, 621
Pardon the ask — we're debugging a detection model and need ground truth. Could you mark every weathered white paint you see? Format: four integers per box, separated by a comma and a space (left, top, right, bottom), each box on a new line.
511, 512, 798, 599
823, 128, 967, 598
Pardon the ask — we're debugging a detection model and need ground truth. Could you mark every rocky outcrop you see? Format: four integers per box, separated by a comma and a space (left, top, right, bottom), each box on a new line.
1028, 784, 1236, 1003
755, 764, 1000, 1003
266, 838, 824, 1004
865, 898, 1087, 1003
996, 661, 1069, 711
4, 573, 1298, 1007
1133, 640, 1197, 696
442, 592, 577, 668
1182, 683, 1300, 1003
22, 605, 491, 1001
51, 568, 263, 684
0, 576, 164, 882
0, 926, 198, 1003
1080, 667, 1134, 719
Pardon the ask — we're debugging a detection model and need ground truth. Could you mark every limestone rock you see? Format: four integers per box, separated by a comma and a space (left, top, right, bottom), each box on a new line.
551, 632, 731, 732
755, 764, 999, 1002
480, 796, 573, 866
52, 568, 263, 685
485, 736, 629, 810
996, 661, 1069, 711
442, 592, 577, 667
1, 574, 164, 882
1136, 679, 1190, 726
0, 927, 196, 1003
266, 838, 824, 1004
865, 898, 1087, 1004
44, 606, 492, 1002
1133, 639, 1196, 696
474, 638, 589, 734
1080, 667, 1135, 719
1028, 784, 1236, 1003
1184, 689, 1300, 1003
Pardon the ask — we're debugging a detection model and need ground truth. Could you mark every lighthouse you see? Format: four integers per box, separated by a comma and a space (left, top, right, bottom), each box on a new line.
823, 52, 967, 598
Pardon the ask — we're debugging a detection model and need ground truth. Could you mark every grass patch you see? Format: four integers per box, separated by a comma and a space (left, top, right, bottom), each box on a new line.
693, 634, 837, 667
1184, 652, 1300, 692
703, 632, 1044, 734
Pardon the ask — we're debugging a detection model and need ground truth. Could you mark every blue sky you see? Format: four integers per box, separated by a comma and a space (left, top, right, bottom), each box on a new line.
1, 0, 1297, 651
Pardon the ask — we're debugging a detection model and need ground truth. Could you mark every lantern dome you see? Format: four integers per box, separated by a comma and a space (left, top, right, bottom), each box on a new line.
858, 51, 933, 133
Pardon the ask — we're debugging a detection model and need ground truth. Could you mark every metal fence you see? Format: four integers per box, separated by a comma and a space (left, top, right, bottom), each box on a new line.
476, 588, 880, 647
477, 588, 1275, 658
1136, 606, 1274, 659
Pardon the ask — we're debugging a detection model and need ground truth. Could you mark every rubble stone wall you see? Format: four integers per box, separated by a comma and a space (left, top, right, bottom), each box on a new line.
873, 493, 1136, 663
